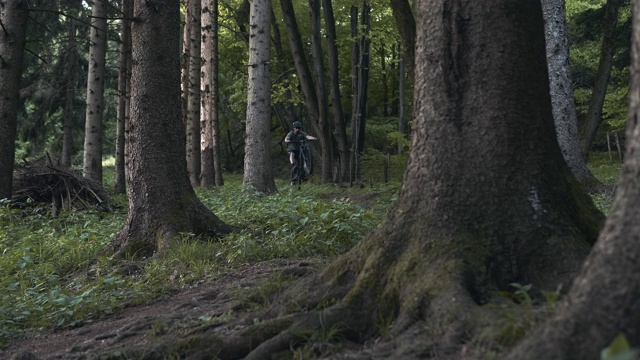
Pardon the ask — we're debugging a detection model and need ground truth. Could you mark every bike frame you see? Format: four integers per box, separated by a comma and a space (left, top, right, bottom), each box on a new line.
291, 139, 311, 187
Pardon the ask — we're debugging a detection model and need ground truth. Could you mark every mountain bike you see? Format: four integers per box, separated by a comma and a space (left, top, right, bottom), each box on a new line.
291, 139, 313, 187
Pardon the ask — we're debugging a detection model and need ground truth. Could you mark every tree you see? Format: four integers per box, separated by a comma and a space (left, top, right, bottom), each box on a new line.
114, 0, 133, 194
181, 0, 604, 358
579, 0, 623, 160
322, 0, 349, 183
186, 0, 202, 187
111, 0, 233, 258
201, 0, 215, 187
83, 0, 108, 184
61, 12, 78, 168
0, 0, 29, 200
542, 0, 604, 191
280, 0, 333, 183
242, 0, 276, 193
506, 1, 640, 357
211, 0, 224, 187
389, 0, 415, 79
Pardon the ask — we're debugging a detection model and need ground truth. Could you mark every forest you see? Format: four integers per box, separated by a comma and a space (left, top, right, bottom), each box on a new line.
1, 0, 639, 359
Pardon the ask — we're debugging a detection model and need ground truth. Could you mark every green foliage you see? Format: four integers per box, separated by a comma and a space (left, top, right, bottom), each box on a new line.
601, 334, 640, 360
0, 174, 389, 348
471, 283, 562, 355
197, 178, 379, 263
588, 151, 623, 214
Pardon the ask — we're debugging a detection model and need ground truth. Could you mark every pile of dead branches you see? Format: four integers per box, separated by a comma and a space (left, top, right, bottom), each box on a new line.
12, 159, 112, 216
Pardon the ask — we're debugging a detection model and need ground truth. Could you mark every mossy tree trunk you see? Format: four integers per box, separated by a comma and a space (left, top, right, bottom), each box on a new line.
238, 0, 603, 357
506, 2, 640, 358
99, 1, 606, 358
111, 0, 233, 258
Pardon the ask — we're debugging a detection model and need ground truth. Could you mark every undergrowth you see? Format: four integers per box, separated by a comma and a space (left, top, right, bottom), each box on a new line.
0, 153, 619, 351
0, 174, 388, 349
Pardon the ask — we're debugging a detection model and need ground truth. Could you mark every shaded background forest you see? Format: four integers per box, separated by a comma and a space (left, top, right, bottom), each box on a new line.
11, 0, 632, 184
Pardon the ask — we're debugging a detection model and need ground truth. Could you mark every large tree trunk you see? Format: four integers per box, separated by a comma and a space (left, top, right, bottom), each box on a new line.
542, 0, 604, 192
579, 0, 622, 160
0, 0, 29, 200
112, 0, 233, 258
242, 0, 276, 194
506, 2, 640, 358
83, 0, 108, 183
114, 0, 133, 194
213, 0, 604, 358
322, 0, 349, 182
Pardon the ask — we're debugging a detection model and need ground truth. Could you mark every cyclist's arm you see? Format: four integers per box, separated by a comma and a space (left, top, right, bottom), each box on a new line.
305, 135, 317, 141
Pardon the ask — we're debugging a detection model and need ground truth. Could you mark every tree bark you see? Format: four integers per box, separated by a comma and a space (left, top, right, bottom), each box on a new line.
228, 0, 604, 358
579, 0, 622, 160
322, 0, 349, 182
61, 16, 77, 169
243, 0, 277, 194
309, 0, 332, 184
211, 0, 224, 187
280, 0, 335, 183
506, 2, 640, 358
542, 0, 604, 192
389, 0, 415, 79
115, 0, 133, 194
0, 0, 29, 200
187, 0, 202, 187
83, 0, 108, 183
112, 0, 233, 258
201, 0, 215, 187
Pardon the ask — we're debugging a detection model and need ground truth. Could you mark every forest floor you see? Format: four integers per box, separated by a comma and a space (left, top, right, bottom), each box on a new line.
4, 258, 325, 360
3, 193, 382, 360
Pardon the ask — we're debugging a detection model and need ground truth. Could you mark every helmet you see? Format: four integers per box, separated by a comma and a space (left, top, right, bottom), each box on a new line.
292, 121, 302, 129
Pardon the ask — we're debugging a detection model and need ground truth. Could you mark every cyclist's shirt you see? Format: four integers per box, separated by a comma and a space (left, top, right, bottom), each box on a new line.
286, 131, 308, 152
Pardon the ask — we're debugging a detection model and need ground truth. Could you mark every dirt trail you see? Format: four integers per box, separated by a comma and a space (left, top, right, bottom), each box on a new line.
3, 259, 317, 360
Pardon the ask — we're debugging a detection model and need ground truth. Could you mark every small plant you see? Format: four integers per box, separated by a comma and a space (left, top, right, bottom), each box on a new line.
601, 334, 640, 360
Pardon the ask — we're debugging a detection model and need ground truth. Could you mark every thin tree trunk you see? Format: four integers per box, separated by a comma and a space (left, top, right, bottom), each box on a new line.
115, 0, 133, 194
187, 0, 202, 187
201, 0, 215, 187
61, 16, 77, 168
322, 0, 349, 182
212, 0, 224, 186
309, 0, 332, 183
389, 0, 415, 79
542, 0, 604, 191
271, 7, 297, 132
579, 0, 622, 160
83, 0, 108, 183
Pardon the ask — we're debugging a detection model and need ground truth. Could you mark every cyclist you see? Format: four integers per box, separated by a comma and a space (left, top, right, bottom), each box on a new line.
284, 121, 316, 184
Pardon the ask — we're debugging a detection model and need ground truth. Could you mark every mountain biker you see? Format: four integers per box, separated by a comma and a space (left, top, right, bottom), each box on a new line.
284, 121, 316, 184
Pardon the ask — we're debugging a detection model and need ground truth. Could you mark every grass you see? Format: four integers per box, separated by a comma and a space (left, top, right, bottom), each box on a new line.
0, 170, 388, 349
588, 151, 623, 215
0, 153, 621, 350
